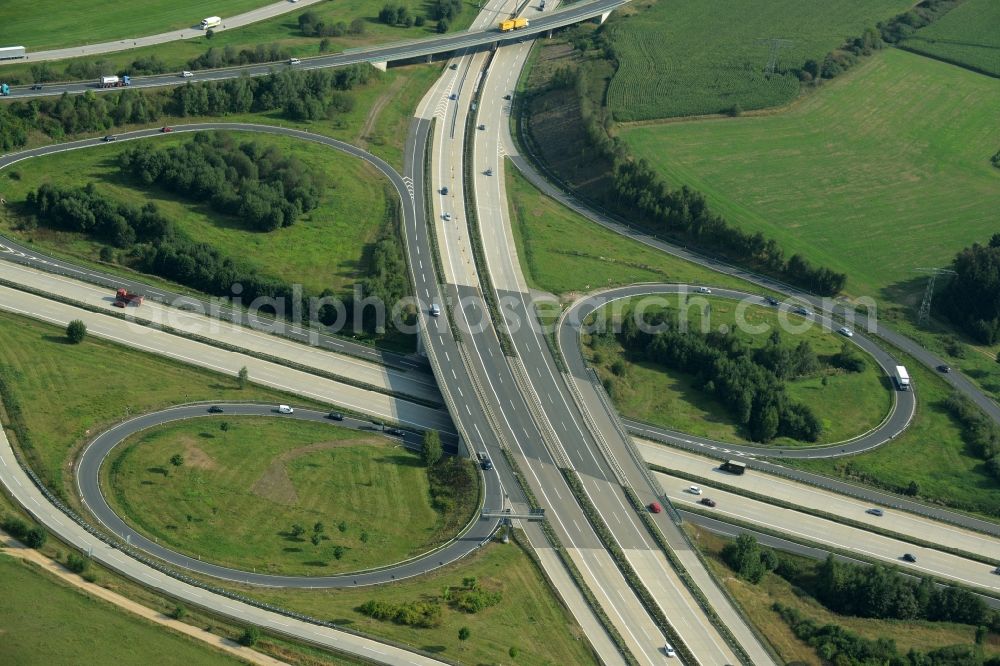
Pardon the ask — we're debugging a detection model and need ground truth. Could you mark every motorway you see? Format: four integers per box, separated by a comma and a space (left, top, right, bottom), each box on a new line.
0, 0, 627, 100
558, 285, 916, 458
411, 12, 773, 662
76, 403, 499, 587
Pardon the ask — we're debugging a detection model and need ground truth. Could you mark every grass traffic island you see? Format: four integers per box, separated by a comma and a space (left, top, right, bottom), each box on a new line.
584, 295, 891, 446
0, 131, 388, 300
103, 417, 476, 576
0, 554, 244, 666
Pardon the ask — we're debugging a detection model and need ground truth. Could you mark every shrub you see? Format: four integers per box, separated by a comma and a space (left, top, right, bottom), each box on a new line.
66, 320, 87, 344
239, 626, 260, 646
65, 552, 90, 574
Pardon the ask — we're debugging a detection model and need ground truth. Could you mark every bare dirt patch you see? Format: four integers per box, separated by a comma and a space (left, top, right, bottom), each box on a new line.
250, 437, 383, 506
179, 437, 216, 470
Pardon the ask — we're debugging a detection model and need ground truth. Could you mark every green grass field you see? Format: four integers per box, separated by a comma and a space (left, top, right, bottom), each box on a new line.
105, 418, 464, 575
585, 296, 891, 445
690, 527, 1000, 664
0, 131, 387, 298
900, 0, 1000, 76
0, 555, 242, 666
620, 48, 1000, 301
0, 309, 327, 500
788, 346, 1000, 519
603, 0, 911, 120
505, 163, 771, 297
0, 0, 478, 82
243, 535, 598, 666
0, 0, 271, 51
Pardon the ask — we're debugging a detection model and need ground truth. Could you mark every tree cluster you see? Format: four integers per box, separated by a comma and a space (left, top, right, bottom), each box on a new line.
774, 602, 999, 666
358, 599, 442, 627
612, 160, 847, 295
186, 43, 290, 71
943, 392, 1000, 482
378, 4, 415, 27
939, 235, 1000, 344
118, 132, 324, 231
1, 515, 47, 548
878, 0, 961, 44
27, 182, 174, 248
720, 533, 778, 584
427, 0, 463, 22
813, 555, 990, 625
298, 11, 366, 38
617, 314, 822, 442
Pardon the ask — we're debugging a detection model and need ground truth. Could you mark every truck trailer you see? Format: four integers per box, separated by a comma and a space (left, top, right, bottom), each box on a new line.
894, 365, 911, 391
498, 17, 529, 32
0, 46, 26, 61
99, 75, 131, 88
720, 460, 747, 475
201, 16, 222, 29
114, 288, 143, 307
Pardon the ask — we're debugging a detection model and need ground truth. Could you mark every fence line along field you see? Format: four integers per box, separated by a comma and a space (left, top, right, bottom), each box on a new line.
899, 0, 1000, 76
604, 0, 911, 121
620, 48, 1000, 301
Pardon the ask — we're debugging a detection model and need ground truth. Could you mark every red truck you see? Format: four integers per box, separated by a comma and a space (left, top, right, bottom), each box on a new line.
113, 288, 143, 308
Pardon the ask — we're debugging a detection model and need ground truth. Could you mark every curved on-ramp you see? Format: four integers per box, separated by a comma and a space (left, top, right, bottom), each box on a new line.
77, 403, 499, 587
557, 284, 916, 460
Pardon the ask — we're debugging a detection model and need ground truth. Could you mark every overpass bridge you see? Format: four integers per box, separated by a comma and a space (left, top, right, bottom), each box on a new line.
0, 0, 627, 100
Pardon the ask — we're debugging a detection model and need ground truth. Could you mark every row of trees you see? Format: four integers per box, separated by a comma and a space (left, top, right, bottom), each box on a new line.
0, 66, 374, 152
774, 602, 998, 666
616, 314, 822, 442
611, 159, 847, 295
27, 183, 174, 248
939, 235, 1000, 344
298, 11, 366, 38
118, 132, 324, 232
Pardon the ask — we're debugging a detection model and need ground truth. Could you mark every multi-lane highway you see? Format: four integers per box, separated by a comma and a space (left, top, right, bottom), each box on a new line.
0, 0, 627, 100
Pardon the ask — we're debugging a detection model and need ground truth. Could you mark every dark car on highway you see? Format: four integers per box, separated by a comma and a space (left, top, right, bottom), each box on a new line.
648, 502, 662, 514
867, 508, 884, 517
902, 553, 917, 563
699, 498, 717, 507
208, 405, 223, 413
103, 135, 118, 142
937, 365, 951, 373
328, 411, 344, 421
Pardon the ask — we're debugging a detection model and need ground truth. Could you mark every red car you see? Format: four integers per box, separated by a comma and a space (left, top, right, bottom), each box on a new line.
700, 498, 717, 508
161, 126, 174, 132
648, 502, 662, 514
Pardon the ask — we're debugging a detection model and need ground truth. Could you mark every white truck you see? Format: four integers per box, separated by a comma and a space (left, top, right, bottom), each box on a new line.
99, 75, 131, 88
201, 16, 222, 29
0, 46, 26, 61
894, 365, 911, 391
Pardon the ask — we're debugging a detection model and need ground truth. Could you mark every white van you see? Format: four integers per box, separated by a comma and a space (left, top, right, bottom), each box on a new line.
288, 57, 302, 65
429, 303, 441, 317
278, 405, 294, 414
201, 16, 222, 29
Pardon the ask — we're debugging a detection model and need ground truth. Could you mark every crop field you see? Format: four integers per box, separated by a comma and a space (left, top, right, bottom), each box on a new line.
0, 132, 387, 298
604, 0, 911, 120
900, 0, 1000, 76
620, 48, 1000, 301
585, 296, 891, 446
105, 418, 461, 575
0, 0, 271, 51
0, 555, 242, 666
